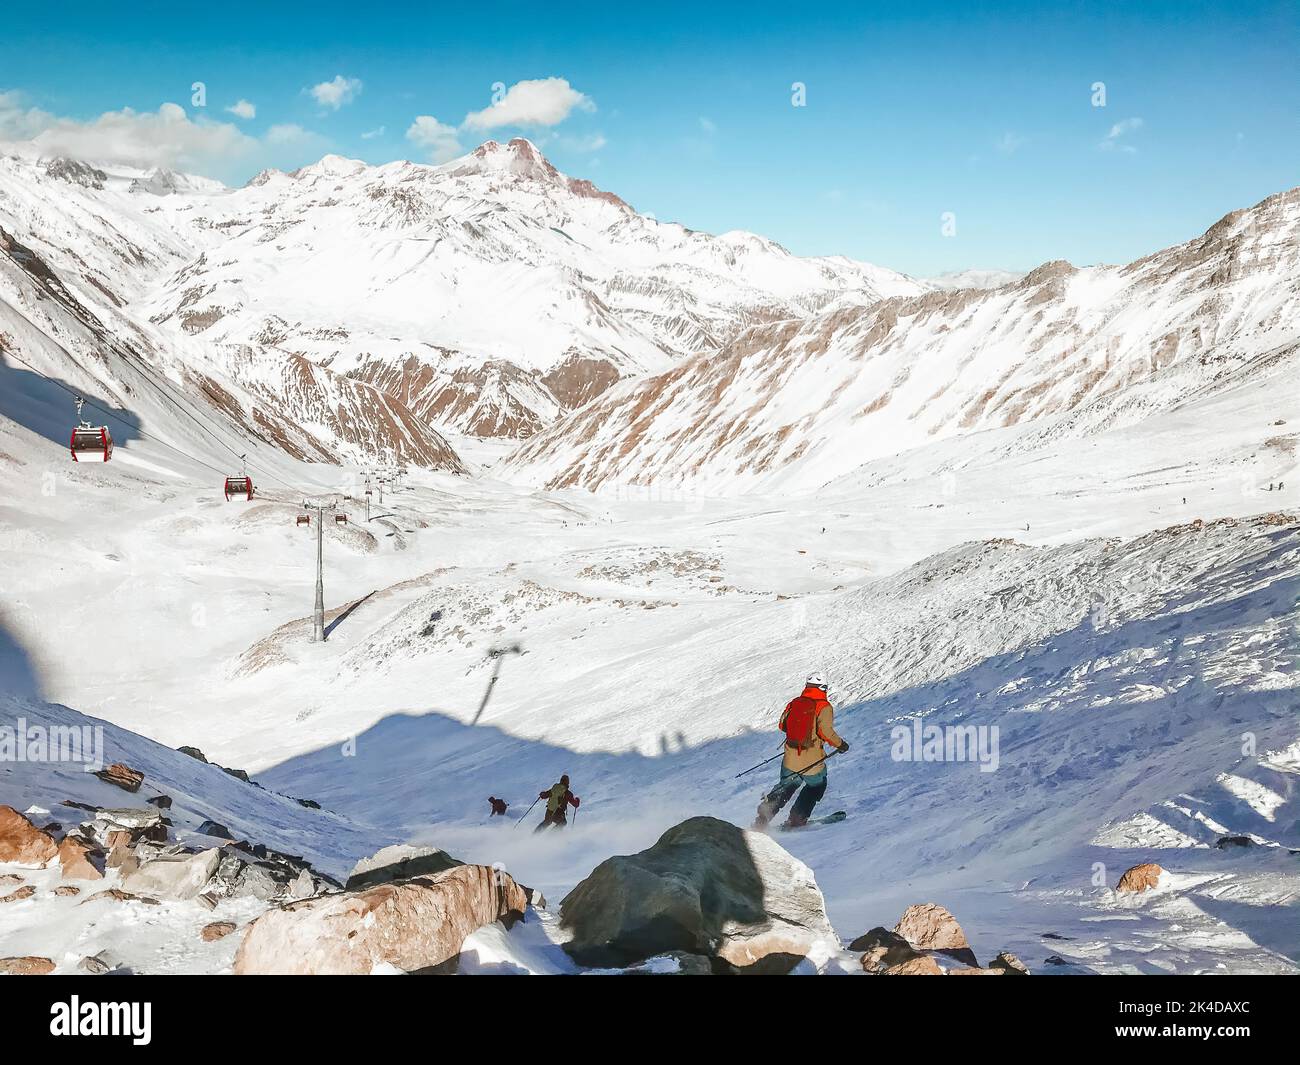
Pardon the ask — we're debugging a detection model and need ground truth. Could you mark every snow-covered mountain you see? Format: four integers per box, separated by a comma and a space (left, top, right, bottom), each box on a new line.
1, 139, 924, 446
0, 155, 466, 477
151, 139, 922, 437
924, 267, 1025, 291
501, 187, 1300, 493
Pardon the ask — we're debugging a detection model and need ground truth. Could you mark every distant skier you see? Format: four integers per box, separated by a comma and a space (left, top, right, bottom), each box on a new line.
488, 796, 509, 817
534, 774, 580, 832
754, 675, 849, 829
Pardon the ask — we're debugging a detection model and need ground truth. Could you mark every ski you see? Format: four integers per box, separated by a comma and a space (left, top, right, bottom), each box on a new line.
777, 810, 847, 830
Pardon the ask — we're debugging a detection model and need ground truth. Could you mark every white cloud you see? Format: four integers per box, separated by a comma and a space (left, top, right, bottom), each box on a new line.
226, 99, 256, 120
361, 126, 386, 140
0, 90, 52, 140
462, 77, 593, 131
1100, 116, 1143, 153
1, 95, 254, 171
699, 116, 717, 135
406, 115, 462, 163
0, 91, 328, 181
310, 75, 363, 111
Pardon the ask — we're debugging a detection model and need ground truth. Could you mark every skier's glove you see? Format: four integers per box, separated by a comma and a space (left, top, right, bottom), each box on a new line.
572, 796, 581, 808
837, 740, 851, 754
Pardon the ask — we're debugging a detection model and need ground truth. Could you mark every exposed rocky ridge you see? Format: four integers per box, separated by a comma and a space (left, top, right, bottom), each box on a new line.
501, 187, 1300, 492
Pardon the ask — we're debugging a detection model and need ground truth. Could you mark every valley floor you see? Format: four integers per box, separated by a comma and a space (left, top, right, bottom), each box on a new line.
1, 372, 1298, 974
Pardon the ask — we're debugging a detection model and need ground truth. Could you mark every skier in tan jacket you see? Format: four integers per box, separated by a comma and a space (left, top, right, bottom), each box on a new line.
754, 675, 849, 829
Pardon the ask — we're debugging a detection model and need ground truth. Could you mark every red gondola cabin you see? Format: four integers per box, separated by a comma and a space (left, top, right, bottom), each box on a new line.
224, 475, 254, 501
70, 425, 113, 462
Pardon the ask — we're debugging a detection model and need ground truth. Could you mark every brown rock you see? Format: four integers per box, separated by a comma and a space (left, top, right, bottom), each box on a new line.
80, 888, 160, 906
850, 926, 923, 973
146, 795, 173, 810
106, 829, 133, 851
201, 921, 237, 942
94, 762, 145, 793
884, 954, 945, 975
0, 805, 58, 866
894, 903, 978, 966
0, 956, 55, 975
234, 863, 528, 974
57, 835, 105, 881
53, 885, 81, 897
0, 885, 36, 903
0, 873, 22, 885
1116, 863, 1163, 893
990, 951, 1031, 974
104, 831, 139, 875
950, 966, 1003, 975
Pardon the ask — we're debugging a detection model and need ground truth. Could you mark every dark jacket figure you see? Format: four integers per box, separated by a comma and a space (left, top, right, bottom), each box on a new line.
488, 796, 508, 816
534, 774, 580, 831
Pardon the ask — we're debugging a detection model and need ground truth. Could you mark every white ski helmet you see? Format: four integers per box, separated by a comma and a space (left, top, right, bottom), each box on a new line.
805, 673, 828, 691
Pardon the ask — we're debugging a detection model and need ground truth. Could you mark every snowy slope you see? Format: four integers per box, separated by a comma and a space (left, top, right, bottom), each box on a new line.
3, 154, 1298, 975
502, 187, 1300, 493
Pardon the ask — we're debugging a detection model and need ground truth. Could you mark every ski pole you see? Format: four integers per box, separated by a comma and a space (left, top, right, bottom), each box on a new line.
513, 796, 541, 828
791, 748, 841, 779
734, 748, 787, 779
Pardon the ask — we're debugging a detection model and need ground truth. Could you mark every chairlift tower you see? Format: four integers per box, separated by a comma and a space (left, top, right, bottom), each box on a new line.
298, 500, 336, 642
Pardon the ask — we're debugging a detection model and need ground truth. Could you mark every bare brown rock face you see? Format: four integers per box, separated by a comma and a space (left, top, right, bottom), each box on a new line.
540, 353, 621, 411
201, 921, 238, 942
80, 888, 160, 906
0, 884, 36, 903
94, 762, 145, 793
233, 864, 528, 975
884, 955, 945, 975
0, 956, 56, 975
850, 926, 923, 973
990, 951, 1031, 974
0, 806, 58, 866
894, 903, 978, 967
1116, 863, 1164, 893
57, 835, 105, 881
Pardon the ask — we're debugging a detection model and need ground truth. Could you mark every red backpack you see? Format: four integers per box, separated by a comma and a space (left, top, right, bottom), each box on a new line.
782, 696, 821, 752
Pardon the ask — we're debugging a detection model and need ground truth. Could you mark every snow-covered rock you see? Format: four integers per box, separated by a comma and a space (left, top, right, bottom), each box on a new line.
121, 848, 222, 900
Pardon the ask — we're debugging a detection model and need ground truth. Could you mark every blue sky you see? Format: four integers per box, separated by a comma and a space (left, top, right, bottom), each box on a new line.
1, 1, 1295, 275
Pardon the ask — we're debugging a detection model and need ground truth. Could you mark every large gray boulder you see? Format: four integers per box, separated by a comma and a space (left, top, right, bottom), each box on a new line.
560, 816, 839, 973
121, 848, 221, 900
